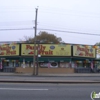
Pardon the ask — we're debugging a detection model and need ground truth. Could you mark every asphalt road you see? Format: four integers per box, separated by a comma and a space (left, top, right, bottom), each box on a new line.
0, 83, 100, 100
0, 75, 100, 81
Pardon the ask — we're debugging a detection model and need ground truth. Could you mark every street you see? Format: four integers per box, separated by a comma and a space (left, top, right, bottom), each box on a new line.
0, 83, 100, 100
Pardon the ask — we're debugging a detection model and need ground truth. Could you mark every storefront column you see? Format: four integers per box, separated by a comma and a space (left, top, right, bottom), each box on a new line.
22, 59, 26, 68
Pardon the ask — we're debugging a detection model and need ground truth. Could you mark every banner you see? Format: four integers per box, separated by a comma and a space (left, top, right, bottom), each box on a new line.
0, 44, 19, 56
21, 44, 71, 56
73, 45, 96, 58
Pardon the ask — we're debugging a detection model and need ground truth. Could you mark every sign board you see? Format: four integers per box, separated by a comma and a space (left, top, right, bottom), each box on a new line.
0, 44, 19, 56
73, 45, 96, 58
21, 44, 71, 56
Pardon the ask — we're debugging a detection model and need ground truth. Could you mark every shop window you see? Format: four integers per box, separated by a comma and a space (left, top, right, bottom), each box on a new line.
77, 63, 83, 67
39, 63, 48, 68
7, 62, 9, 66
60, 62, 69, 68
83, 63, 90, 68
15, 63, 19, 67
3, 62, 9, 67
28, 62, 31, 67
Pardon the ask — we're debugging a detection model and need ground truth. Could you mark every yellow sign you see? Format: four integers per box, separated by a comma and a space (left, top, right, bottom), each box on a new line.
21, 44, 71, 56
0, 44, 19, 56
73, 45, 96, 58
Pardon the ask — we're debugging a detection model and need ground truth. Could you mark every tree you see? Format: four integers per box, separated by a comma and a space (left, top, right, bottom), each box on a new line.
23, 31, 63, 43
95, 42, 100, 46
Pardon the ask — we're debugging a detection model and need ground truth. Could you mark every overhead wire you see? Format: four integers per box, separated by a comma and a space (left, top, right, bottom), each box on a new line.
0, 20, 35, 27
38, 23, 99, 32
37, 28, 100, 36
0, 6, 100, 39
39, 11, 100, 19
0, 28, 99, 43
0, 27, 100, 36
0, 28, 33, 31
0, 6, 100, 18
0, 19, 99, 33
0, 6, 100, 45
54, 33, 100, 42
1, 5, 100, 15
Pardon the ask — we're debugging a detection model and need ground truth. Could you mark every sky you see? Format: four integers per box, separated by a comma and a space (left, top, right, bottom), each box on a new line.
0, 0, 100, 45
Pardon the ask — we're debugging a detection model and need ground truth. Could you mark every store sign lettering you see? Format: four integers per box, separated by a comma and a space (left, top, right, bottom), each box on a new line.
6, 50, 16, 55
0, 45, 16, 55
25, 44, 53, 55
76, 46, 94, 57
22, 44, 71, 56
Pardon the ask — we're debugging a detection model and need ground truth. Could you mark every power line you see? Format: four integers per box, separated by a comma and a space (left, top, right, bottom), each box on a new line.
0, 7, 100, 18
54, 33, 100, 42
0, 20, 34, 23
0, 28, 100, 36
1, 6, 100, 15
38, 23, 89, 32
39, 11, 100, 19
0, 28, 33, 31
0, 28, 99, 44
38, 28, 100, 36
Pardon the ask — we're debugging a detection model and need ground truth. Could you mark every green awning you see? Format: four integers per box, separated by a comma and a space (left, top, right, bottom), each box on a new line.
39, 57, 70, 62
0, 57, 20, 60
19, 57, 71, 62
72, 57, 95, 61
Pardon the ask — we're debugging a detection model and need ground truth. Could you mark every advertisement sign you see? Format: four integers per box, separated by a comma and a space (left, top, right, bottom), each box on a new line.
73, 45, 96, 58
0, 44, 19, 56
50, 62, 58, 68
21, 44, 71, 56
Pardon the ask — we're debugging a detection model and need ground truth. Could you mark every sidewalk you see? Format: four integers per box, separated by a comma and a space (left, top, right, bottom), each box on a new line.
0, 72, 100, 77
0, 72, 100, 83
38, 73, 100, 77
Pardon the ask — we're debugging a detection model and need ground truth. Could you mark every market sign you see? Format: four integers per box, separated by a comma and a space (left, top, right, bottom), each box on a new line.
0, 44, 19, 56
73, 45, 96, 58
21, 44, 71, 56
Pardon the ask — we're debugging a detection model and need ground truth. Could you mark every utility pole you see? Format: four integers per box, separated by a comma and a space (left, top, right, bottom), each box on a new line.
33, 8, 38, 75
36, 42, 39, 75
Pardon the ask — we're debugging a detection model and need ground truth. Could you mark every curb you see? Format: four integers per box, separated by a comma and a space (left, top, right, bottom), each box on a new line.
0, 80, 100, 84
0, 73, 100, 77
1, 74, 100, 77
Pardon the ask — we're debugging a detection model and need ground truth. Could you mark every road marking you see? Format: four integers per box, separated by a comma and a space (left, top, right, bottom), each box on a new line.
0, 88, 48, 91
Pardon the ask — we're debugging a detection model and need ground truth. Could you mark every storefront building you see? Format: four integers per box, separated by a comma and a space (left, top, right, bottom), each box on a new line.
71, 45, 96, 73
72, 45, 96, 67
0, 42, 98, 73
